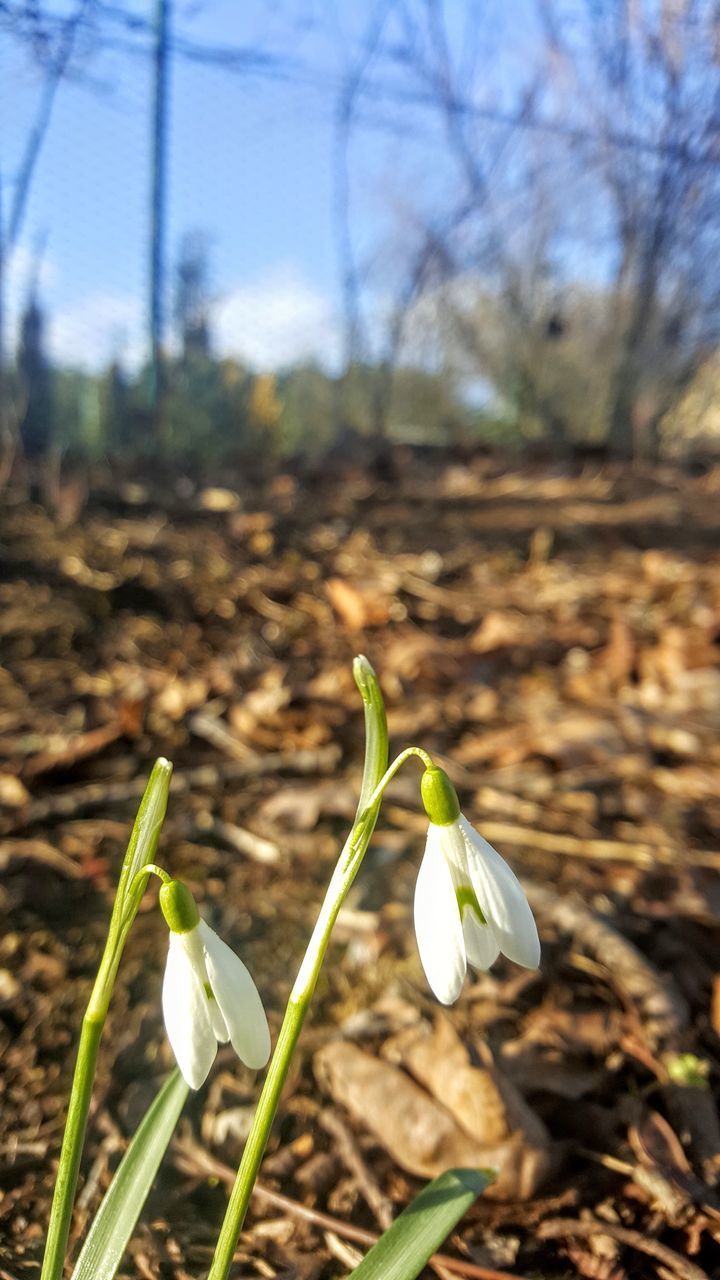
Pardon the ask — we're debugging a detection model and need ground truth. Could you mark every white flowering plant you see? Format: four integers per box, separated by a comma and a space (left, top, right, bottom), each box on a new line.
41, 657, 540, 1280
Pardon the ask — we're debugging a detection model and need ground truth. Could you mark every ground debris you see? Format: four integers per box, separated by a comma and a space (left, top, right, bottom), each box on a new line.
3, 454, 720, 1278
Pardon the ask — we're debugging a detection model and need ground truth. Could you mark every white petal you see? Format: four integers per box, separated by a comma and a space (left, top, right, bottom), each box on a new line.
413, 825, 467, 1005
208, 995, 230, 1043
199, 921, 271, 1070
459, 816, 541, 969
162, 932, 217, 1089
462, 909, 501, 971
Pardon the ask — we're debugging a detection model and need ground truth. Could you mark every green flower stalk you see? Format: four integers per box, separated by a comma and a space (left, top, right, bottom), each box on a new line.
207, 656, 389, 1280
41, 758, 173, 1280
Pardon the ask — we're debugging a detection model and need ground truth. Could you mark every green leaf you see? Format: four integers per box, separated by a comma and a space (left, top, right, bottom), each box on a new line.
348, 1167, 493, 1280
70, 1069, 189, 1280
353, 655, 389, 810
115, 757, 173, 925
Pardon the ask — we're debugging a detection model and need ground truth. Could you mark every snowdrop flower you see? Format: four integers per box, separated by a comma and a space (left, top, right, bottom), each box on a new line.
159, 879, 271, 1089
414, 766, 540, 1005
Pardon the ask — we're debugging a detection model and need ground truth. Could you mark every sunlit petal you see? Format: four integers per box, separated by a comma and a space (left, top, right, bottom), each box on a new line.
162, 933, 217, 1089
199, 921, 271, 1071
208, 995, 230, 1043
413, 825, 466, 1005
462, 908, 501, 971
459, 817, 540, 969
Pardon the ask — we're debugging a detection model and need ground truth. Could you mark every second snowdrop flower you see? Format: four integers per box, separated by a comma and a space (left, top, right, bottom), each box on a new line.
414, 766, 540, 1005
160, 880, 271, 1089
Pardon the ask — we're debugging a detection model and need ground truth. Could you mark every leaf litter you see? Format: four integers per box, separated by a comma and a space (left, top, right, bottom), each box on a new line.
1, 452, 720, 1279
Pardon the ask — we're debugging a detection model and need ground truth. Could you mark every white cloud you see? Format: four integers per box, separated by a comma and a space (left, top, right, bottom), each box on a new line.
6, 242, 58, 295
48, 291, 145, 370
4, 242, 59, 346
215, 266, 340, 370
6, 259, 340, 373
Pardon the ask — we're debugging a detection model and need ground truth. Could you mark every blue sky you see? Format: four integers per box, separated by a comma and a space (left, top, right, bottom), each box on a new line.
3, 0, 550, 373
3, 1, 367, 370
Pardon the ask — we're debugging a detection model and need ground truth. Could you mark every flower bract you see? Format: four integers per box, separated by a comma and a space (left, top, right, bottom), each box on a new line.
160, 881, 270, 1089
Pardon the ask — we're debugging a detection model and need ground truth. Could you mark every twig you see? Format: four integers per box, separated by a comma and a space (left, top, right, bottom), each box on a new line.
537, 1216, 710, 1280
173, 1138, 524, 1280
482, 823, 720, 872
323, 1229, 364, 1270
193, 816, 283, 865
22, 722, 125, 780
0, 838, 85, 878
188, 713, 255, 761
4, 745, 342, 834
319, 1107, 394, 1230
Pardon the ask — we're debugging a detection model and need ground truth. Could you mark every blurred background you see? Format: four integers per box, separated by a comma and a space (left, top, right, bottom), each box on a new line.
4, 0, 720, 463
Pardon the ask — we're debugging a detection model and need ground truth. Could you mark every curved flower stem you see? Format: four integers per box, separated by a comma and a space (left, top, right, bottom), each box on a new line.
128, 862, 172, 894
40, 759, 173, 1280
207, 657, 394, 1280
360, 745, 433, 814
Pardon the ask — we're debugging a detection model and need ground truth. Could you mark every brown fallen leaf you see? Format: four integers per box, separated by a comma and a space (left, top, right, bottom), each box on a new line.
598, 615, 636, 687
154, 675, 209, 722
383, 1016, 550, 1155
198, 486, 240, 512
0, 773, 30, 807
314, 1037, 552, 1200
470, 611, 530, 654
325, 577, 391, 630
315, 1039, 485, 1181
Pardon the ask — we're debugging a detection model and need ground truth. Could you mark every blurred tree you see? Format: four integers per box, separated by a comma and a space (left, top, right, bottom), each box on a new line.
55, 367, 103, 454
248, 373, 283, 451
389, 364, 470, 443
162, 352, 251, 455
539, 0, 720, 457
100, 359, 129, 449
174, 233, 213, 360
18, 290, 53, 455
278, 362, 334, 456
334, 0, 720, 459
1, 0, 94, 458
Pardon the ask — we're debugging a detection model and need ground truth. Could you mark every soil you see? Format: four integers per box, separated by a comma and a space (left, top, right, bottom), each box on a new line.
1, 450, 720, 1279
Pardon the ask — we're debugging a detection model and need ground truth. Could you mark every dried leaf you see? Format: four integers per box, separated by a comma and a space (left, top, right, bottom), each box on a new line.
315, 1038, 552, 1200
325, 578, 392, 630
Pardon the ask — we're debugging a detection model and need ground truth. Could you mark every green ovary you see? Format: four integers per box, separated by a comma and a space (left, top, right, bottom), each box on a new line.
456, 884, 487, 925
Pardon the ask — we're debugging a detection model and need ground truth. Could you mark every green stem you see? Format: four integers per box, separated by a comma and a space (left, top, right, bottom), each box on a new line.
40, 1016, 103, 1280
208, 996, 306, 1276
207, 831, 371, 1279
129, 862, 172, 891
360, 746, 433, 814
207, 657, 390, 1280
40, 759, 173, 1280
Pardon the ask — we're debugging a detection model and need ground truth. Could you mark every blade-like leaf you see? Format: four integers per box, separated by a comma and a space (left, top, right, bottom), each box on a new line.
348, 1167, 493, 1280
71, 1069, 189, 1280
